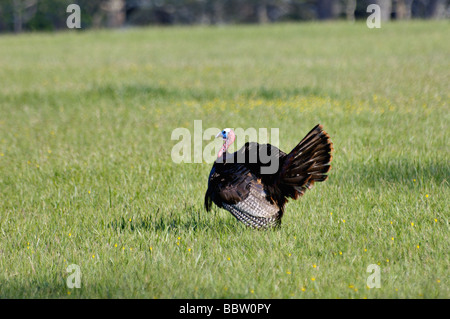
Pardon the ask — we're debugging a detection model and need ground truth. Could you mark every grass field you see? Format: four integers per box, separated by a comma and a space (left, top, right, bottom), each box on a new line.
0, 21, 448, 299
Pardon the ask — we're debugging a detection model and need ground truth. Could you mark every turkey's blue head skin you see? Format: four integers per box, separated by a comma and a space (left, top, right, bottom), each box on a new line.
217, 128, 232, 140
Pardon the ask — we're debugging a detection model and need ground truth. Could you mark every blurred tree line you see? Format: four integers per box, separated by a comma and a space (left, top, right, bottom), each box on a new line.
0, 0, 448, 33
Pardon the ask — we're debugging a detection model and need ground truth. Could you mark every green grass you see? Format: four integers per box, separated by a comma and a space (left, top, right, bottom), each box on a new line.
0, 21, 448, 299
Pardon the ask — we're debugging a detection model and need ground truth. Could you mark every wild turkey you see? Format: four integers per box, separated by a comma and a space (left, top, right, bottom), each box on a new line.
204, 124, 333, 229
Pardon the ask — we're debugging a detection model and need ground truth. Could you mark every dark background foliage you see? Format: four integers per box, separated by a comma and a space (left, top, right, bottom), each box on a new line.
0, 0, 448, 33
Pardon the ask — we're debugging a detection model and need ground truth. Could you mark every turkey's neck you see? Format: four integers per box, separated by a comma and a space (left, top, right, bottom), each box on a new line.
217, 135, 235, 159
217, 141, 229, 159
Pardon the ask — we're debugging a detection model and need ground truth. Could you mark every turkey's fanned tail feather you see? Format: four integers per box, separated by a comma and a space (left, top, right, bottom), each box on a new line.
277, 124, 333, 199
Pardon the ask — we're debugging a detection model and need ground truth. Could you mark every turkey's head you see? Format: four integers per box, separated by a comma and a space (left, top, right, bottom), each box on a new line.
216, 128, 235, 158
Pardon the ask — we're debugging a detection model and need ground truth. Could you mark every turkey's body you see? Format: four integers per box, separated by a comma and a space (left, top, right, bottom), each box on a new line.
204, 124, 333, 229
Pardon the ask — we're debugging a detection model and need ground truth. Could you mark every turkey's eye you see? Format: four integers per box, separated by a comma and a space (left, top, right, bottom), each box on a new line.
222, 131, 225, 134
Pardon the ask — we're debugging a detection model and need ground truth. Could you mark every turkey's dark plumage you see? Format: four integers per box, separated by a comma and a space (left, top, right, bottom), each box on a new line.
205, 124, 333, 229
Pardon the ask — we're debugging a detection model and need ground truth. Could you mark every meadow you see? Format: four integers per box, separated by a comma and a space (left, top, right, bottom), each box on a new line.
0, 21, 448, 299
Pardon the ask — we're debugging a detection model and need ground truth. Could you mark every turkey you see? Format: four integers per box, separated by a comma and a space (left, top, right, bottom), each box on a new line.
204, 124, 333, 229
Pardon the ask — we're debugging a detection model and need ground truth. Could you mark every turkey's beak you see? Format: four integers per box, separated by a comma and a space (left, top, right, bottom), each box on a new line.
216, 132, 222, 139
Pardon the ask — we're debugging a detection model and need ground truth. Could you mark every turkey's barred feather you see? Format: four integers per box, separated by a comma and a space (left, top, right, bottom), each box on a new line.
223, 202, 281, 229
